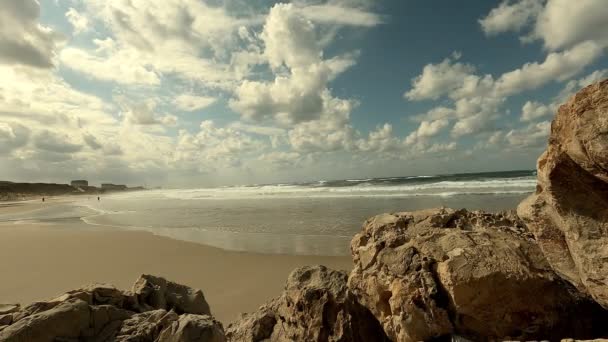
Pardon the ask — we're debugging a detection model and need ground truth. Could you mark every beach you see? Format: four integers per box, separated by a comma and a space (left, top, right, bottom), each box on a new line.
0, 199, 352, 324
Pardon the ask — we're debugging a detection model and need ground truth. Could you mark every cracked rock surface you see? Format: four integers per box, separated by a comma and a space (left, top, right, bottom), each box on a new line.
348, 208, 608, 342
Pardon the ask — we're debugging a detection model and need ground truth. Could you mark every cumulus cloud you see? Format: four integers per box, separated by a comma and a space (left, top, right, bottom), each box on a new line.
521, 101, 553, 122
0, 122, 30, 154
480, 0, 608, 51
65, 7, 89, 35
119, 100, 177, 126
356, 124, 400, 152
405, 119, 449, 145
82, 133, 102, 150
533, 0, 608, 50
0, 0, 62, 68
495, 41, 603, 95
404, 52, 475, 101
173, 94, 217, 112
297, 3, 382, 27
479, 0, 543, 36
33, 130, 82, 154
505, 121, 551, 148
230, 3, 358, 126
60, 46, 161, 86
174, 120, 267, 170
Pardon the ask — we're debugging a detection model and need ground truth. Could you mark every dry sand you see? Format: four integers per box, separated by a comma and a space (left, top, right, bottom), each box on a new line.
0, 200, 352, 324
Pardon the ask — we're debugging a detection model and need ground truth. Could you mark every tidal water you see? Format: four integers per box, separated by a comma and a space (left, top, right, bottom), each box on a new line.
69, 170, 536, 256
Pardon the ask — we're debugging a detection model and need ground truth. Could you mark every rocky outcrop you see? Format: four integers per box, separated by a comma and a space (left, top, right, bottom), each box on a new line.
348, 208, 608, 342
518, 79, 608, 308
0, 275, 224, 342
226, 265, 388, 342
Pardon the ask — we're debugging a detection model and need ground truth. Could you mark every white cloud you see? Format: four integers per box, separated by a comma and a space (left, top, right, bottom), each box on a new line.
404, 53, 476, 101
33, 130, 83, 154
0, 122, 29, 155
479, 0, 543, 36
174, 120, 267, 171
533, 0, 608, 50
65, 7, 89, 35
481, 0, 608, 51
230, 3, 358, 126
495, 41, 603, 96
557, 68, 608, 102
405, 119, 449, 145
173, 94, 217, 112
119, 100, 177, 126
505, 121, 551, 148
259, 151, 303, 168
521, 101, 553, 122
60, 47, 161, 86
297, 4, 382, 27
356, 124, 400, 152
0, 0, 62, 68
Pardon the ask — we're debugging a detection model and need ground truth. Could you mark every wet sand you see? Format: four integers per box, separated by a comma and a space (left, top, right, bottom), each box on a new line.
0, 200, 352, 323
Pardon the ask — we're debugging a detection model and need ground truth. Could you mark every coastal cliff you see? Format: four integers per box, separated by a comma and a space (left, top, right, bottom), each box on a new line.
1, 79, 608, 341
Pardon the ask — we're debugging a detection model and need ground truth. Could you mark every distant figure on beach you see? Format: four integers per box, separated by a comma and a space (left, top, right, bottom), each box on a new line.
97, 196, 100, 201
42, 197, 45, 202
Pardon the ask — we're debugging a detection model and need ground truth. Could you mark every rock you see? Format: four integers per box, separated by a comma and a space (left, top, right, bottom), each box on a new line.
51, 283, 129, 307
0, 314, 13, 326
227, 265, 388, 342
518, 79, 608, 308
0, 298, 90, 342
115, 309, 179, 341
132, 274, 211, 315
0, 275, 224, 342
348, 208, 608, 342
0, 304, 20, 315
157, 314, 226, 342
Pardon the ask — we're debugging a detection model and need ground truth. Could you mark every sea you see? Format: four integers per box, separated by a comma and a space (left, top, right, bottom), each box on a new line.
0, 170, 537, 256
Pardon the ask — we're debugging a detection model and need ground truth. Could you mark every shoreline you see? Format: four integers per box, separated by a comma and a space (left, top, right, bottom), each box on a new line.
0, 200, 352, 324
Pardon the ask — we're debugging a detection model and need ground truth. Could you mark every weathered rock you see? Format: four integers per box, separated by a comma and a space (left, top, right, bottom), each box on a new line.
518, 79, 608, 308
0, 314, 13, 326
115, 309, 179, 341
157, 314, 226, 342
0, 275, 223, 342
0, 298, 90, 342
133, 274, 211, 315
227, 265, 388, 342
348, 208, 608, 342
52, 283, 129, 307
0, 304, 20, 315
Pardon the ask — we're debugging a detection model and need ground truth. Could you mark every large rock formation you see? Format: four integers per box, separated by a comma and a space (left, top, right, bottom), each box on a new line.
518, 79, 608, 308
0, 275, 224, 342
348, 208, 608, 342
226, 265, 388, 342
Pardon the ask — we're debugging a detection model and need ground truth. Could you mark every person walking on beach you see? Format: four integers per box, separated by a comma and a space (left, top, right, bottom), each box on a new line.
97, 196, 100, 201
42, 197, 45, 202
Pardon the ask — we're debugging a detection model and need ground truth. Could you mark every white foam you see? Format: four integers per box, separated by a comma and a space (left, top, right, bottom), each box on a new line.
107, 177, 536, 200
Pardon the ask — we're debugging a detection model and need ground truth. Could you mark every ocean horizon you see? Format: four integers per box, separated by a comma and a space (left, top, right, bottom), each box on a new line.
25, 169, 536, 256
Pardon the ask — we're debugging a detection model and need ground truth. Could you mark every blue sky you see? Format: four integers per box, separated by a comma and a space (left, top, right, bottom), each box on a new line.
1, 0, 607, 187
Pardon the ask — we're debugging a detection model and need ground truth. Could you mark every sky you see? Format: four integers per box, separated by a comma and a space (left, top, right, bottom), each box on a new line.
0, 0, 607, 187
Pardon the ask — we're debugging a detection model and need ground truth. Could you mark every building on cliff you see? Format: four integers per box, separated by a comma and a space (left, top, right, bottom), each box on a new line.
70, 180, 88, 187
101, 183, 127, 191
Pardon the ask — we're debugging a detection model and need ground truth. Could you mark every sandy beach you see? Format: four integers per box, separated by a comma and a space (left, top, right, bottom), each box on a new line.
0, 199, 352, 324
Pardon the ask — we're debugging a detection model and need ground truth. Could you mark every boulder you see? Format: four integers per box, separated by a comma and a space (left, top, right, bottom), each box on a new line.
348, 208, 608, 342
518, 79, 608, 308
115, 309, 179, 341
132, 274, 211, 315
0, 304, 20, 315
157, 314, 226, 342
226, 265, 388, 342
0, 275, 223, 342
0, 298, 90, 342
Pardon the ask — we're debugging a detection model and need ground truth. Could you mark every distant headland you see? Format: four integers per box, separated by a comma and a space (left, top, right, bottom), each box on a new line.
0, 179, 145, 201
